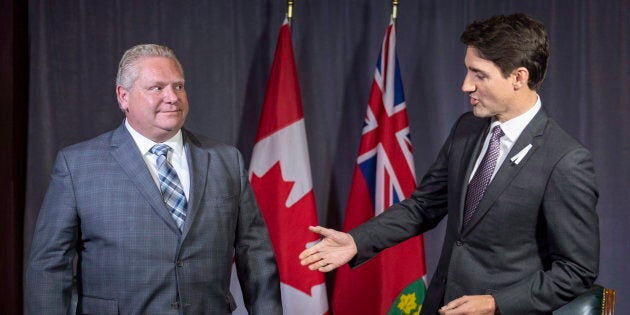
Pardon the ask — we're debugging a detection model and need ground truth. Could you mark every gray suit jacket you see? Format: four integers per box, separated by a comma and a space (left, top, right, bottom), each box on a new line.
349, 110, 599, 315
26, 124, 282, 315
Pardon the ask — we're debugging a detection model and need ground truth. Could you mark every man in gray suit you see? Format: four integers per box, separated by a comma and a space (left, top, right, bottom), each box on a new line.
300, 13, 599, 315
26, 44, 282, 314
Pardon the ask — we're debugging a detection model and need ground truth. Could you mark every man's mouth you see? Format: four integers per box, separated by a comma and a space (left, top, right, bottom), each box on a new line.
159, 109, 182, 114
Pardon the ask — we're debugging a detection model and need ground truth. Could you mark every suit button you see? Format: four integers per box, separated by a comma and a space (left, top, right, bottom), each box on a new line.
456, 240, 464, 246
176, 260, 184, 267
171, 301, 180, 309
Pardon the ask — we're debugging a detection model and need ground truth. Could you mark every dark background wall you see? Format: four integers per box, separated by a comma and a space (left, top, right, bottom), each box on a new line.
3, 0, 627, 314
1, 0, 27, 313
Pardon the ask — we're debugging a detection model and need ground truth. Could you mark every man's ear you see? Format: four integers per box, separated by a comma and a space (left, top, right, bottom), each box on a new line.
116, 85, 129, 112
512, 67, 530, 90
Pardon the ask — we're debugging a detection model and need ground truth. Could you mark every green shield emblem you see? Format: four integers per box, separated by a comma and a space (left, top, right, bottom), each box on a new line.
387, 279, 426, 315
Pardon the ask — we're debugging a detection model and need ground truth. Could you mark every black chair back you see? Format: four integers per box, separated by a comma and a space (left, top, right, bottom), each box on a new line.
554, 284, 615, 315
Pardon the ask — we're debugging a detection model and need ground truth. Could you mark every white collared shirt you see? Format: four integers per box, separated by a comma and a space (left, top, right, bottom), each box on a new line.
125, 120, 191, 199
469, 96, 542, 183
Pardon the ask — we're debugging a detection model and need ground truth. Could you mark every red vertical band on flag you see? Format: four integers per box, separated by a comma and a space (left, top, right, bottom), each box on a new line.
254, 20, 303, 142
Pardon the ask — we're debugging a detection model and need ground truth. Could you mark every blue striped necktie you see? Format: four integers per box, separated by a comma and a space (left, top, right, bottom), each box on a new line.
150, 144, 187, 231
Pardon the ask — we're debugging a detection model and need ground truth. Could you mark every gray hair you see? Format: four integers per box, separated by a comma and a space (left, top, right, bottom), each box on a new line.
116, 44, 184, 89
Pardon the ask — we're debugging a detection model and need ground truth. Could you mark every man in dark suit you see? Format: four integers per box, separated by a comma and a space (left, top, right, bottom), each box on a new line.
300, 13, 599, 315
26, 44, 282, 314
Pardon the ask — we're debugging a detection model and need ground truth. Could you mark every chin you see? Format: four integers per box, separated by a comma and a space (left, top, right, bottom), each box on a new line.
472, 108, 487, 118
158, 118, 184, 128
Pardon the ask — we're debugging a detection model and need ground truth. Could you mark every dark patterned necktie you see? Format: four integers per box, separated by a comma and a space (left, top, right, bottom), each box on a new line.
463, 125, 504, 227
150, 144, 188, 231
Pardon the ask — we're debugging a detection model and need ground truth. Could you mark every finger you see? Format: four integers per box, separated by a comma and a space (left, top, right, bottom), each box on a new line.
312, 258, 332, 272
298, 248, 312, 260
318, 262, 339, 272
440, 297, 465, 311
308, 225, 327, 236
300, 252, 323, 266
308, 258, 328, 271
308, 225, 321, 232
308, 225, 337, 238
298, 242, 323, 260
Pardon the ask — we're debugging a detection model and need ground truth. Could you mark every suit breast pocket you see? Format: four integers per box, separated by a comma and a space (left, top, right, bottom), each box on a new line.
201, 194, 238, 229
80, 296, 118, 315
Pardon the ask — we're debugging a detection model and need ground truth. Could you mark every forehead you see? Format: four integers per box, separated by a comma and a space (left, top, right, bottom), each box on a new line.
464, 46, 501, 73
135, 56, 184, 80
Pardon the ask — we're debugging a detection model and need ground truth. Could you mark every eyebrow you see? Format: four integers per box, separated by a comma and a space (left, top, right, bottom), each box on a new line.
148, 80, 186, 86
468, 66, 488, 76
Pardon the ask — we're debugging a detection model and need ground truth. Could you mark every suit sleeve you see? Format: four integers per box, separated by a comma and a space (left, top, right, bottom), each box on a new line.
349, 116, 456, 267
232, 150, 283, 315
25, 151, 79, 314
493, 146, 599, 313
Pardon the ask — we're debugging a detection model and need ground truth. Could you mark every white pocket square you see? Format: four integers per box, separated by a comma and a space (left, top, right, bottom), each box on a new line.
510, 144, 533, 165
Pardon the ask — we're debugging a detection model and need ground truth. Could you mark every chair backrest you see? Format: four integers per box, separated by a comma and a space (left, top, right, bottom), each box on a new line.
553, 284, 616, 315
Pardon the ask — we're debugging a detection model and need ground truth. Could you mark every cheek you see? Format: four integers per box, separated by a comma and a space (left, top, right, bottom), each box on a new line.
128, 98, 158, 119
180, 94, 189, 107
480, 85, 503, 102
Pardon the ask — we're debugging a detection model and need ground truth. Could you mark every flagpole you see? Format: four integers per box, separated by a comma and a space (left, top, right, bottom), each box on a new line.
392, 0, 398, 20
287, 0, 294, 21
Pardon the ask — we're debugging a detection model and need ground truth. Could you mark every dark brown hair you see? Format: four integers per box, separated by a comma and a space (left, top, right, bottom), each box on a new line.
460, 13, 549, 90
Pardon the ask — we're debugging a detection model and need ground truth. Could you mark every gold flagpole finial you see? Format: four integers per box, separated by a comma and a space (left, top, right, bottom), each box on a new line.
287, 0, 294, 21
392, 0, 399, 20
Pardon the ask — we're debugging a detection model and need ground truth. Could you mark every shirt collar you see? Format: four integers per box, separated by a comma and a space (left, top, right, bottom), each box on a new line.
124, 119, 184, 156
492, 95, 542, 143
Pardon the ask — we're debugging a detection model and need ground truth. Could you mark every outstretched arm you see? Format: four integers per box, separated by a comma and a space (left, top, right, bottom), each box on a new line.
299, 226, 358, 272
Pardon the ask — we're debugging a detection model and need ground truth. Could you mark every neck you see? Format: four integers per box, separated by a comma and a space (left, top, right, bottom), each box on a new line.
497, 90, 538, 123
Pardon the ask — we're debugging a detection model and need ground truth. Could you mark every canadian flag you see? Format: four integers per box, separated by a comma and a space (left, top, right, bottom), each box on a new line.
231, 18, 328, 315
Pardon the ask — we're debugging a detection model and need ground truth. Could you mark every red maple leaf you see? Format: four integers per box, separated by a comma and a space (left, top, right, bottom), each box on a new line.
250, 162, 324, 295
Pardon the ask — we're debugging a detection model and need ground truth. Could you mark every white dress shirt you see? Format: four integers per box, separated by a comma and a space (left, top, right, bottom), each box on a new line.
469, 96, 542, 183
125, 120, 191, 199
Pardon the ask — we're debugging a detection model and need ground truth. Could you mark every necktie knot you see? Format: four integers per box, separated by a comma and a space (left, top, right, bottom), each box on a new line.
150, 143, 172, 158
491, 125, 504, 141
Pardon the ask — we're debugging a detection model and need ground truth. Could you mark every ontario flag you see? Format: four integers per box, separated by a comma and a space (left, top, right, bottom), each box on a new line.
332, 18, 427, 315
247, 17, 328, 315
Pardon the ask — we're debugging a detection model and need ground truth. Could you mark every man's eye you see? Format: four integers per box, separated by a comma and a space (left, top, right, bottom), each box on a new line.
175, 84, 184, 90
149, 86, 162, 91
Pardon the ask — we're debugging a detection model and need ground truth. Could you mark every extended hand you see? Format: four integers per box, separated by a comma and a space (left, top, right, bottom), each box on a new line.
298, 226, 358, 272
438, 295, 496, 315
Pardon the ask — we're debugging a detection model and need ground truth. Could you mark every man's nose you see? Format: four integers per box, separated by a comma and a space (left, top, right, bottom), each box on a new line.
163, 86, 178, 103
461, 74, 474, 93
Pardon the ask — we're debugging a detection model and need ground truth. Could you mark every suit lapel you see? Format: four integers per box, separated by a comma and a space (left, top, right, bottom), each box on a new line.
461, 110, 548, 235
180, 129, 209, 238
110, 124, 180, 234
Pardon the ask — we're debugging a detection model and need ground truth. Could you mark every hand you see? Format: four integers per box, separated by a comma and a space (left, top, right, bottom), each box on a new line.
298, 226, 358, 272
438, 295, 496, 315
